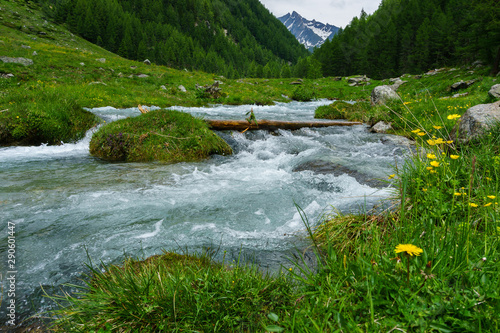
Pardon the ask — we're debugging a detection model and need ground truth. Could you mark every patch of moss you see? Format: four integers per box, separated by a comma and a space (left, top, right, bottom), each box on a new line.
89, 109, 232, 162
314, 101, 372, 122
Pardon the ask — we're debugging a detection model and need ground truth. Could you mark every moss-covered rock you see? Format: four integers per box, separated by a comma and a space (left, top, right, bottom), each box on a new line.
89, 109, 232, 162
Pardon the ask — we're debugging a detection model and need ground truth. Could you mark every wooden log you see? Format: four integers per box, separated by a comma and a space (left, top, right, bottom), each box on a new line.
205, 119, 363, 131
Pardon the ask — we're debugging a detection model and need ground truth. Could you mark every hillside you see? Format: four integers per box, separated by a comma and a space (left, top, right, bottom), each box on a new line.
313, 0, 500, 79
33, 0, 308, 78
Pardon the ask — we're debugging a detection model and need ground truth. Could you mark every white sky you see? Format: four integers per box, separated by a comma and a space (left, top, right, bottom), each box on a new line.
259, 0, 382, 28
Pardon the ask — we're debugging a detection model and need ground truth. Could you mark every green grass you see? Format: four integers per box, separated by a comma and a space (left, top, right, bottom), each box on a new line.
89, 109, 232, 162
48, 252, 295, 332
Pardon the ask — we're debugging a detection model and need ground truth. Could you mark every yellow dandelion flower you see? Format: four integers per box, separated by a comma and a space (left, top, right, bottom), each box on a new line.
395, 244, 423, 256
447, 114, 461, 120
422, 188, 428, 192
427, 139, 436, 145
417, 132, 426, 136
411, 129, 422, 133
446, 140, 453, 144
450, 155, 459, 159
427, 154, 436, 159
388, 174, 396, 179
469, 203, 478, 207
484, 203, 492, 207
430, 170, 437, 174
430, 161, 440, 167
454, 192, 462, 196
435, 138, 445, 144
426, 167, 433, 170
433, 126, 443, 130
486, 177, 492, 181
487, 195, 496, 200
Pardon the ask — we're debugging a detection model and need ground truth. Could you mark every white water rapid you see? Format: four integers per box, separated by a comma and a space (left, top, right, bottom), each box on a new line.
0, 101, 409, 321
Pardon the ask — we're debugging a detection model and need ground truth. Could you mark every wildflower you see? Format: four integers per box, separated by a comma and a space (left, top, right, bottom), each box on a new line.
469, 203, 478, 207
430, 161, 440, 167
411, 129, 422, 133
433, 126, 443, 130
427, 154, 437, 159
289, 267, 293, 271
426, 167, 433, 171
454, 192, 462, 196
427, 139, 436, 145
446, 140, 453, 144
450, 155, 459, 159
395, 244, 423, 257
484, 203, 492, 207
388, 174, 396, 179
434, 138, 445, 144
487, 195, 496, 200
430, 170, 437, 174
422, 188, 428, 192
417, 132, 426, 136
447, 114, 461, 120
486, 177, 492, 181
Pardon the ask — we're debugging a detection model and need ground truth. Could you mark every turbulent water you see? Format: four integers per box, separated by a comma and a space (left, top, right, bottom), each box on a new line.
0, 101, 409, 322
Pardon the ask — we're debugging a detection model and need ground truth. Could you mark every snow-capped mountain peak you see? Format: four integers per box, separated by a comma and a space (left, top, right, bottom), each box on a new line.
278, 11, 339, 51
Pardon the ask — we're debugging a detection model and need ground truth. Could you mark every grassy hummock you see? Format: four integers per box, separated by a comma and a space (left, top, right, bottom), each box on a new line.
89, 109, 232, 162
49, 252, 295, 332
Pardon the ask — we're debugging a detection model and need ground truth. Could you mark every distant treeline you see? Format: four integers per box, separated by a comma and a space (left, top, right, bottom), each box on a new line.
36, 0, 309, 78
313, 0, 499, 79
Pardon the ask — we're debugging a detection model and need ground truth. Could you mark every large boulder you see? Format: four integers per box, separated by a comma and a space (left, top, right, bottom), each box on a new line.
371, 85, 399, 105
489, 84, 500, 99
452, 100, 500, 143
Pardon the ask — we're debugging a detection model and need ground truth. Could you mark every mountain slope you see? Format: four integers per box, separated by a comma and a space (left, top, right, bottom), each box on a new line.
278, 11, 339, 51
35, 0, 308, 78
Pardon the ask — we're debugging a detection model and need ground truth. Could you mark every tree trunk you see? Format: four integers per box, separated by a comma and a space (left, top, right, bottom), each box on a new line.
205, 119, 363, 131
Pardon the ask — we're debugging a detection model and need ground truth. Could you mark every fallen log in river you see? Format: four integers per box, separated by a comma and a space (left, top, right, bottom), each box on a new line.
205, 119, 363, 131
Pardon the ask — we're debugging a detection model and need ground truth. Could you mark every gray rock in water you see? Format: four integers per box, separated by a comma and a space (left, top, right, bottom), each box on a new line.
293, 160, 388, 188
489, 84, 500, 99
371, 85, 399, 105
0, 56, 33, 66
452, 100, 500, 143
370, 121, 392, 133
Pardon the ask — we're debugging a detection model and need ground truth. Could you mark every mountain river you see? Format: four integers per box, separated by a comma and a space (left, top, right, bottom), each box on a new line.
0, 100, 410, 322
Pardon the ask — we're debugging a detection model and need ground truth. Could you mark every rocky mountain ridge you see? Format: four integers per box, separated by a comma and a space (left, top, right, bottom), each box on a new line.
278, 11, 339, 51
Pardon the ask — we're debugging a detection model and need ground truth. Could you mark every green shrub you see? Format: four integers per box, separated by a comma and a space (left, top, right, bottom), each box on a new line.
291, 85, 316, 101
